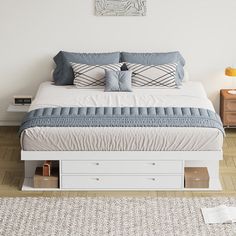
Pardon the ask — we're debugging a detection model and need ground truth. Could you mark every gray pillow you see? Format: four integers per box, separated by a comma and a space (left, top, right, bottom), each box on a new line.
53, 51, 120, 85
105, 70, 132, 92
120, 51, 185, 81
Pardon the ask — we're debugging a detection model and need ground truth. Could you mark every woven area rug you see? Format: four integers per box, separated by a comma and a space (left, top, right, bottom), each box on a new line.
0, 197, 236, 236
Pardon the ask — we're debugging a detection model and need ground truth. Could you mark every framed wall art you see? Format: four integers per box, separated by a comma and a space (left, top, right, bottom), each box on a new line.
95, 0, 146, 16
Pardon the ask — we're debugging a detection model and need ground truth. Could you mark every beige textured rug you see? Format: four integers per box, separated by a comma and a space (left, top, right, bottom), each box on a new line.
0, 197, 236, 236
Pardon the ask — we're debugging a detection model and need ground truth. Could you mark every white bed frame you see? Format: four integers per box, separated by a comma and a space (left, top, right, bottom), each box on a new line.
21, 150, 222, 191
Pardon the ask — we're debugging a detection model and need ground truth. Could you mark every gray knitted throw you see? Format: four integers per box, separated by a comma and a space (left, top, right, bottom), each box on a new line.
19, 107, 224, 134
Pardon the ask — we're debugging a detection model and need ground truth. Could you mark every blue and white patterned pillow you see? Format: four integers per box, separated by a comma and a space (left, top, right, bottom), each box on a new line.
71, 62, 123, 88
125, 63, 181, 88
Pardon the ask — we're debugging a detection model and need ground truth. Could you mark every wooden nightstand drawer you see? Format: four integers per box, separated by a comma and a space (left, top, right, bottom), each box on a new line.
220, 89, 236, 126
224, 100, 236, 112
224, 112, 236, 125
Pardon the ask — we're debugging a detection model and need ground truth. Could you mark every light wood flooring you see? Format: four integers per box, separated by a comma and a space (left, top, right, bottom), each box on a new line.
0, 126, 236, 197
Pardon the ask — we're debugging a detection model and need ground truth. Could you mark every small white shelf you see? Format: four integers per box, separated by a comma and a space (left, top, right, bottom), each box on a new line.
7, 104, 30, 113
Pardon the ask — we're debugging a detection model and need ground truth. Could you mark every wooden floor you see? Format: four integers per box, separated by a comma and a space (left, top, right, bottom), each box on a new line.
0, 126, 236, 197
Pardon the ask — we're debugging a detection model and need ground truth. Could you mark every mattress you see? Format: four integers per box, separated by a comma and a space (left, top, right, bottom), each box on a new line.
20, 81, 223, 151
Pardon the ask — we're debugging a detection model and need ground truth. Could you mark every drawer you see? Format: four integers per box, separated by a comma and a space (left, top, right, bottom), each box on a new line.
224, 100, 236, 112
61, 175, 183, 189
61, 161, 183, 174
224, 112, 236, 125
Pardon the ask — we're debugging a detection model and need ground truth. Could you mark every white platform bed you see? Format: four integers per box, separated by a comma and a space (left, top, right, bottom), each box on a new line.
20, 81, 224, 191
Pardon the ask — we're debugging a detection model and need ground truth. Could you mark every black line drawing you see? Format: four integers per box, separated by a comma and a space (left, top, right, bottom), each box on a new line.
95, 0, 146, 16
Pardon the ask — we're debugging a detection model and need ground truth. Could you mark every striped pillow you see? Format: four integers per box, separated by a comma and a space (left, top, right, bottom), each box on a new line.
125, 63, 180, 88
71, 62, 123, 88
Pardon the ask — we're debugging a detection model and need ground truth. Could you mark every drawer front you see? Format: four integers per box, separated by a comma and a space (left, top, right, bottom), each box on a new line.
61, 161, 183, 174
225, 100, 236, 112
61, 175, 183, 189
224, 112, 236, 125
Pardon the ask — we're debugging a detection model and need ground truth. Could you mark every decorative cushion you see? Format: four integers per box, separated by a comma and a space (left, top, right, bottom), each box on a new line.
53, 51, 120, 85
126, 63, 180, 88
71, 63, 123, 88
105, 70, 132, 92
121, 51, 185, 81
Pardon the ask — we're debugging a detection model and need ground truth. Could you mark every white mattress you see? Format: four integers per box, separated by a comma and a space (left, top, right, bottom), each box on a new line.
21, 81, 223, 151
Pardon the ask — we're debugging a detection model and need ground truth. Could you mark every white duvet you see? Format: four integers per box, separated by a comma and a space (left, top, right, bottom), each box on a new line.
21, 81, 223, 151
29, 81, 213, 111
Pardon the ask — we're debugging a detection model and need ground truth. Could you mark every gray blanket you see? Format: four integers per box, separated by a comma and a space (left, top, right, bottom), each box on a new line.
19, 107, 224, 134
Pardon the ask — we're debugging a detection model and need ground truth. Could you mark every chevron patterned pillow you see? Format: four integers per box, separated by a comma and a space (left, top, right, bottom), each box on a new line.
71, 62, 123, 88
125, 63, 180, 88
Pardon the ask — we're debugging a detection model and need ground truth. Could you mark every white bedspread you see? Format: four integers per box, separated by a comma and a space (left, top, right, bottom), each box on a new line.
29, 81, 213, 111
21, 81, 223, 151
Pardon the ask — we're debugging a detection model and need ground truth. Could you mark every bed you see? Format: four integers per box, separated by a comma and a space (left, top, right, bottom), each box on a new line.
20, 81, 224, 191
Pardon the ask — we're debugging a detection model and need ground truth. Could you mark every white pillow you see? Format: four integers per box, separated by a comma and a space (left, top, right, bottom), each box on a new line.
126, 62, 180, 88
71, 62, 123, 88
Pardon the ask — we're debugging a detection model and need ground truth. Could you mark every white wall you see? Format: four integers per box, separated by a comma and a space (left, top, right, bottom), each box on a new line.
1, 0, 236, 124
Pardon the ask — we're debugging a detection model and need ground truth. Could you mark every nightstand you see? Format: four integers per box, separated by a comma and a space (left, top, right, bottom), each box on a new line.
220, 89, 236, 127
7, 104, 30, 113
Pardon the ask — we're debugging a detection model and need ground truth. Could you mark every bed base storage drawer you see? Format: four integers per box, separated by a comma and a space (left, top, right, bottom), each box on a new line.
61, 161, 183, 174
61, 175, 183, 189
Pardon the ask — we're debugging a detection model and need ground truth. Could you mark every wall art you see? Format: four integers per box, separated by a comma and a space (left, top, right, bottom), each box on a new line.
95, 0, 146, 16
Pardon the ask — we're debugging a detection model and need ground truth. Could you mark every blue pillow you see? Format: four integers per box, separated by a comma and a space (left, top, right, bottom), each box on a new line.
105, 70, 132, 92
120, 51, 185, 81
53, 51, 120, 85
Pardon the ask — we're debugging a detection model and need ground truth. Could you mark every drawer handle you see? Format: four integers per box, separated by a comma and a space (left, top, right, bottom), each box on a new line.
151, 178, 157, 181
95, 163, 100, 166
152, 163, 156, 166
90, 178, 100, 181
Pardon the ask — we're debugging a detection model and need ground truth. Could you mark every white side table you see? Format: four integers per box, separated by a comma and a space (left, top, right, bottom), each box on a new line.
7, 104, 30, 113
